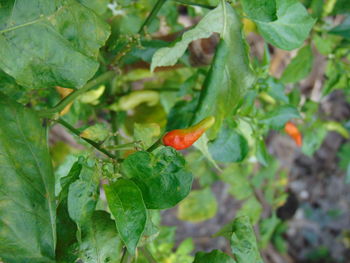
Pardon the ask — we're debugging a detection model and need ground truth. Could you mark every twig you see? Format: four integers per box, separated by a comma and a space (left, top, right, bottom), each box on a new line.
146, 139, 162, 152
138, 0, 168, 34
120, 247, 128, 263
140, 247, 157, 263
174, 0, 215, 9
39, 71, 115, 118
57, 118, 118, 160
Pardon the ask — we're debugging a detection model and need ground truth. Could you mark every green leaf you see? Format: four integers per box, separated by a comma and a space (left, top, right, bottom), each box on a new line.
56, 201, 78, 262
186, 151, 217, 188
58, 159, 82, 202
260, 105, 300, 129
254, 0, 315, 50
209, 123, 249, 163
0, 0, 110, 89
193, 249, 237, 263
259, 214, 281, 249
333, 0, 350, 14
79, 211, 122, 262
178, 188, 218, 222
104, 179, 147, 255
236, 197, 262, 225
240, 0, 277, 22
68, 159, 99, 233
329, 16, 350, 39
280, 45, 314, 84
193, 134, 221, 170
78, 0, 109, 15
231, 216, 264, 263
80, 123, 110, 142
302, 125, 327, 156
0, 93, 56, 262
134, 122, 161, 149
221, 164, 253, 200
121, 147, 193, 209
266, 78, 289, 104
151, 2, 228, 71
192, 2, 255, 138
166, 97, 199, 131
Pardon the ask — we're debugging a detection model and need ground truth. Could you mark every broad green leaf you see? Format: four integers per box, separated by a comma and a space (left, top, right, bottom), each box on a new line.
192, 2, 255, 138
79, 211, 122, 262
254, 0, 315, 50
236, 197, 263, 225
221, 164, 253, 200
208, 123, 249, 163
333, 0, 350, 14
0, 69, 26, 102
313, 34, 341, 56
193, 249, 237, 263
121, 147, 193, 209
231, 216, 264, 263
54, 154, 80, 196
104, 179, 147, 254
280, 45, 314, 84
240, 0, 277, 22
58, 159, 82, 202
0, 93, 56, 262
178, 188, 218, 222
56, 201, 78, 263
78, 0, 109, 15
134, 122, 161, 149
302, 125, 327, 156
0, 0, 110, 89
68, 159, 99, 234
260, 105, 300, 130
329, 16, 350, 39
80, 123, 110, 142
166, 97, 199, 131
186, 151, 217, 188
194, 134, 221, 171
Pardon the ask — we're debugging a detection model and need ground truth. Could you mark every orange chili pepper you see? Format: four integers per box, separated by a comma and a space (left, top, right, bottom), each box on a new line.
285, 121, 302, 147
163, 116, 215, 150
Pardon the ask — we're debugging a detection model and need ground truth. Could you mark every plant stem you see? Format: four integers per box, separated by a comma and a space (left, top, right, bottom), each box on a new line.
39, 71, 115, 118
140, 247, 157, 263
138, 0, 168, 34
120, 247, 129, 263
147, 138, 162, 152
57, 118, 118, 160
174, 0, 215, 9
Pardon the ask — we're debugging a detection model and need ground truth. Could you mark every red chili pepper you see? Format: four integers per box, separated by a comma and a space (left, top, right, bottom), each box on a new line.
285, 121, 302, 147
163, 116, 215, 150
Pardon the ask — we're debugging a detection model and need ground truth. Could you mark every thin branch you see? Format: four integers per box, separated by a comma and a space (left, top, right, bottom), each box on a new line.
146, 139, 162, 152
140, 247, 157, 263
174, 0, 215, 9
57, 118, 118, 160
138, 0, 168, 34
39, 71, 116, 118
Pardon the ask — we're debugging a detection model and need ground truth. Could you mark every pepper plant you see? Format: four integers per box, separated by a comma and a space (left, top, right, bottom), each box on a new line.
0, 0, 349, 262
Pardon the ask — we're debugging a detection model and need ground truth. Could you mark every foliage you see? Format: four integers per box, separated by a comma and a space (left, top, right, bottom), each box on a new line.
0, 0, 349, 262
